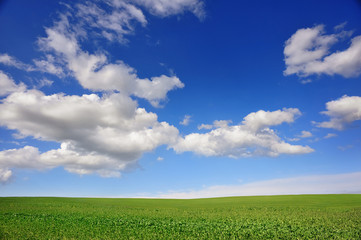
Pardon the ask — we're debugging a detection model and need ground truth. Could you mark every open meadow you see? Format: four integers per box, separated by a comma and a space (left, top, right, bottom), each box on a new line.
0, 194, 360, 239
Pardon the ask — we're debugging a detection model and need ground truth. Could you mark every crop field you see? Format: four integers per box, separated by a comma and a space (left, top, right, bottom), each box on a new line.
0, 194, 360, 239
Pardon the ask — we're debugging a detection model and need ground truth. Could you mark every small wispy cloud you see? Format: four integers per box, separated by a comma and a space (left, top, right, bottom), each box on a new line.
338, 145, 353, 151
298, 130, 313, 138
300, 79, 312, 84
0, 53, 34, 71
324, 133, 337, 139
180, 115, 191, 126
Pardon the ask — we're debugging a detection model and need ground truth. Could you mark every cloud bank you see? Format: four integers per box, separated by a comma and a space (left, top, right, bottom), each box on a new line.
172, 109, 314, 158
0, 0, 317, 183
158, 172, 361, 199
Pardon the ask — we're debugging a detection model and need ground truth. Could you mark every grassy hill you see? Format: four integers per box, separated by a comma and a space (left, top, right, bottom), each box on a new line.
1, 194, 360, 239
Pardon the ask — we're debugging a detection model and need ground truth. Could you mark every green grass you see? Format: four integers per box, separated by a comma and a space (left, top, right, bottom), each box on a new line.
0, 194, 360, 239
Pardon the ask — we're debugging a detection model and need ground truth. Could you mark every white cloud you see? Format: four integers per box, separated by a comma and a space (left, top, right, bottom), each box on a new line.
75, 1, 147, 43
298, 130, 312, 138
0, 53, 34, 71
0, 168, 12, 183
158, 172, 361, 198
157, 156, 164, 161
324, 133, 337, 139
0, 145, 129, 178
300, 79, 312, 84
172, 108, 313, 158
36, 78, 54, 88
198, 120, 232, 130
0, 89, 179, 177
241, 108, 301, 132
284, 24, 361, 78
180, 115, 191, 126
38, 26, 184, 107
0, 71, 26, 96
287, 137, 300, 142
33, 54, 64, 77
0, 0, 202, 181
315, 95, 361, 130
62, 0, 204, 44
197, 123, 213, 130
0, 52, 64, 77
133, 0, 205, 19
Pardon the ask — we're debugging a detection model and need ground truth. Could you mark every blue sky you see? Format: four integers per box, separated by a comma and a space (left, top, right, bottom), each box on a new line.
0, 0, 361, 198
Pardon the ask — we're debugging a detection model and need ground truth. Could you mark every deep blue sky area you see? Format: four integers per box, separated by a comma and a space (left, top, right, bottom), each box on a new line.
0, 0, 360, 197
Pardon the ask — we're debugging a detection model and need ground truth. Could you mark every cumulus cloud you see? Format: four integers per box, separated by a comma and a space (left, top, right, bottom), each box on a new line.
133, 0, 205, 19
284, 24, 361, 78
0, 145, 130, 178
0, 168, 12, 183
38, 20, 184, 107
241, 108, 301, 132
315, 95, 361, 130
0, 71, 26, 96
157, 171, 361, 198
0, 89, 179, 177
172, 108, 313, 158
0, 0, 201, 181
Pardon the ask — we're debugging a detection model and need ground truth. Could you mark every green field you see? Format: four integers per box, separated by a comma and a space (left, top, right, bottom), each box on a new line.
0, 194, 360, 239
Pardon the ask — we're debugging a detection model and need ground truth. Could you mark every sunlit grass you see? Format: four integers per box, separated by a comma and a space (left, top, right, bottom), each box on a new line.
1, 194, 360, 239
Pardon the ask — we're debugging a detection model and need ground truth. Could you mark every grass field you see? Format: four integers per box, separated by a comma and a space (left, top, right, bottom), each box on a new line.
0, 194, 360, 239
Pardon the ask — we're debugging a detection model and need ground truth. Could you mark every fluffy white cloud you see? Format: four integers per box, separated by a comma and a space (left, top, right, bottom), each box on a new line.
284, 24, 361, 78
157, 172, 361, 198
133, 0, 205, 19
313, 95, 361, 130
242, 108, 301, 132
0, 71, 26, 96
172, 108, 313, 158
316, 95, 361, 130
0, 89, 179, 177
0, 145, 130, 178
0, 168, 12, 183
39, 24, 184, 107
0, 0, 199, 181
